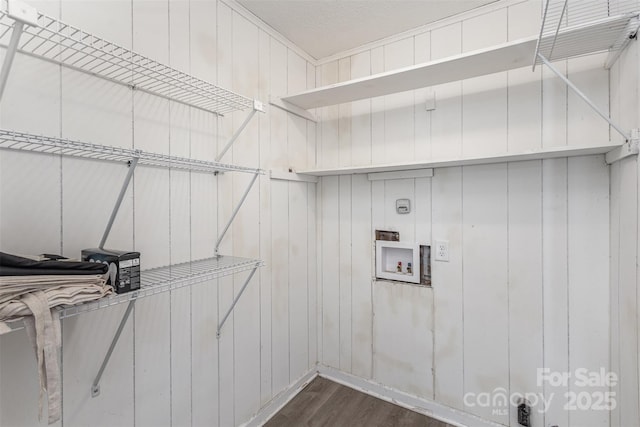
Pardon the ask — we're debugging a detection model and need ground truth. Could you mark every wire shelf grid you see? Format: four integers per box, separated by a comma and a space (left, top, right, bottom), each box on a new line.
0, 8, 254, 115
57, 256, 263, 320
0, 129, 262, 174
535, 0, 640, 65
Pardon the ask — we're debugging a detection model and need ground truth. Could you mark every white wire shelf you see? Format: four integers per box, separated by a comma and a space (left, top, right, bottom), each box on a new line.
0, 5, 254, 115
0, 129, 263, 174
534, 0, 640, 67
57, 256, 263, 320
1, 256, 263, 332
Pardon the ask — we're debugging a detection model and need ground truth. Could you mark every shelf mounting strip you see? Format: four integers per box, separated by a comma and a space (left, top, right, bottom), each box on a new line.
533, 0, 640, 163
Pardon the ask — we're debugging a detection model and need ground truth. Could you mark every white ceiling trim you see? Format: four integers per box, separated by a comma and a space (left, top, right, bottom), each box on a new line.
220, 0, 317, 64
314, 0, 527, 66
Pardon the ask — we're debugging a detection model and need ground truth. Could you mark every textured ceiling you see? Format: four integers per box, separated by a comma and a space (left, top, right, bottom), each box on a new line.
237, 0, 498, 59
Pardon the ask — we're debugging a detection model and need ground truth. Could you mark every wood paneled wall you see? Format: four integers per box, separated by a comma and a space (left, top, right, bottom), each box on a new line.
315, 1, 620, 426
0, 1, 317, 426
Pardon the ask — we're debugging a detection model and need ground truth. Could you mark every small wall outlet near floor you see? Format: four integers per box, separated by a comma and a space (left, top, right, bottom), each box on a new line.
434, 240, 449, 262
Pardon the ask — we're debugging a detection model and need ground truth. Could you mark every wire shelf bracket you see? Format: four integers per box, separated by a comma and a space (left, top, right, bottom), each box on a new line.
217, 265, 259, 338
99, 155, 139, 249
216, 99, 265, 162
533, 0, 640, 162
84, 256, 263, 397
214, 171, 259, 257
91, 299, 135, 397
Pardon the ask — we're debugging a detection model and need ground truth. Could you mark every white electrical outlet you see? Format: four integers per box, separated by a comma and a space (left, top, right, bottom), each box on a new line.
435, 240, 449, 262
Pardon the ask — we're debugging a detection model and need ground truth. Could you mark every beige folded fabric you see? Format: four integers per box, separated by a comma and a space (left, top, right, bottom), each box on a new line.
0, 274, 112, 424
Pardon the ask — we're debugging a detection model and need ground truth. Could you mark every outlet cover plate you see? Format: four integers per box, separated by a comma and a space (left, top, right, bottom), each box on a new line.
435, 240, 449, 262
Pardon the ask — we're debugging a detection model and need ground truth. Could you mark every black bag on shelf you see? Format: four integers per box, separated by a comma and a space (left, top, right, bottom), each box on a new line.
0, 252, 108, 277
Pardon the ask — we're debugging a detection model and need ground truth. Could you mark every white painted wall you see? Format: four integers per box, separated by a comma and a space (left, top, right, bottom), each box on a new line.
609, 12, 640, 427
314, 1, 619, 426
0, 1, 317, 426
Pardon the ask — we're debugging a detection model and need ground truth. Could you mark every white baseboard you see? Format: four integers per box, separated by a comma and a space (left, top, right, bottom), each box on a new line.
317, 365, 503, 427
243, 364, 503, 427
240, 368, 318, 427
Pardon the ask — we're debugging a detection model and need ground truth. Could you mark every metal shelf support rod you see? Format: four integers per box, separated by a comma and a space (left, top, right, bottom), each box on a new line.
0, 20, 24, 99
99, 156, 139, 249
538, 53, 629, 140
217, 265, 258, 338
214, 171, 259, 256
91, 299, 135, 397
215, 100, 264, 162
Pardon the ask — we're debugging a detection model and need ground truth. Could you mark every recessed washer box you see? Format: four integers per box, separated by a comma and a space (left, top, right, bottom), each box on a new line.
375, 241, 420, 284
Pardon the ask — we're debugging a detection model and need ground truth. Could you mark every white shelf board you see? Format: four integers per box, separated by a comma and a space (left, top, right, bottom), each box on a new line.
281, 13, 638, 110
298, 144, 623, 176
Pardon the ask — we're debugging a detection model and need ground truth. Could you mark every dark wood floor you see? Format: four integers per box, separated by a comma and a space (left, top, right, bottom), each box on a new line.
264, 377, 454, 427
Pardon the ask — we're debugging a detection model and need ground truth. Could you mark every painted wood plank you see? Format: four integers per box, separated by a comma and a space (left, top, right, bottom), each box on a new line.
0, 151, 61, 256
271, 179, 290, 393
321, 176, 340, 368
189, 0, 216, 84
288, 50, 309, 170
133, 167, 171, 427
216, 5, 235, 426
350, 51, 372, 167
134, 294, 172, 427
350, 174, 373, 379
414, 32, 432, 161
508, 0, 542, 40
508, 66, 542, 153
567, 54, 610, 148
339, 175, 352, 372
542, 60, 567, 149
270, 40, 289, 170
462, 10, 508, 158
371, 47, 385, 165
373, 281, 434, 399
339, 57, 352, 168
542, 158, 569, 427
315, 179, 324, 372
414, 176, 432, 245
231, 13, 262, 424
430, 23, 462, 160
320, 61, 340, 169
258, 28, 273, 407
507, 161, 544, 427
609, 162, 621, 427
462, 164, 509, 425
191, 279, 219, 427
384, 38, 415, 164
306, 62, 318, 169
170, 286, 192, 427
432, 166, 464, 410
567, 155, 610, 427
617, 158, 640, 427
289, 182, 309, 380
307, 182, 318, 370
507, 2, 542, 154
